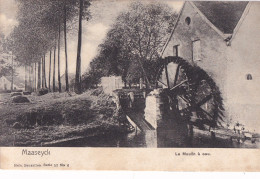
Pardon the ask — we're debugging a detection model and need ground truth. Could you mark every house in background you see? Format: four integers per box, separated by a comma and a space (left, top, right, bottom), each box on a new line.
162, 1, 260, 132
0, 75, 25, 91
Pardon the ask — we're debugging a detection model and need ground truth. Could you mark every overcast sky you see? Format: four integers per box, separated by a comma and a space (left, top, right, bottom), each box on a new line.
0, 0, 184, 78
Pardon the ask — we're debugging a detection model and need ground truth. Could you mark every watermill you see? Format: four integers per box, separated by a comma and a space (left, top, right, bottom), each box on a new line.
155, 56, 224, 130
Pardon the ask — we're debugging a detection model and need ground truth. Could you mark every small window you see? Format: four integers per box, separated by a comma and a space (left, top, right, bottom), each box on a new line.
246, 74, 253, 80
173, 45, 179, 57
192, 40, 201, 61
185, 17, 191, 25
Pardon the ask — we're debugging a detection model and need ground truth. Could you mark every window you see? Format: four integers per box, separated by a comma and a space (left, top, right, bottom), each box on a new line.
185, 17, 191, 25
192, 40, 201, 62
173, 45, 179, 57
246, 74, 253, 80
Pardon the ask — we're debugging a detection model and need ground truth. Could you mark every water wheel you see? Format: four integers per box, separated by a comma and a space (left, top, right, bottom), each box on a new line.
156, 56, 224, 129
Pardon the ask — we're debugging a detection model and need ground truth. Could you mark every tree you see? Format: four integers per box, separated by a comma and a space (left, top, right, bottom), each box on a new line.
64, 1, 69, 91
84, 1, 176, 88
53, 44, 56, 92
75, 0, 84, 94
41, 57, 46, 88
5, 0, 59, 92
0, 36, 17, 90
75, 0, 91, 94
117, 1, 177, 86
48, 50, 52, 90
5, 0, 91, 93
34, 63, 36, 91
28, 63, 33, 91
58, 22, 62, 92
0, 59, 14, 78
0, 36, 13, 78
82, 22, 133, 89
37, 61, 41, 89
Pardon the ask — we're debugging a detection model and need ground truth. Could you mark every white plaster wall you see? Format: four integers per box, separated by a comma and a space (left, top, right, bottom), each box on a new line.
162, 2, 228, 100
226, 2, 260, 132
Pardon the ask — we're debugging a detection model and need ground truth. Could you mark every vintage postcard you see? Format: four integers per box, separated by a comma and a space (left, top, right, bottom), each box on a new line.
0, 0, 259, 171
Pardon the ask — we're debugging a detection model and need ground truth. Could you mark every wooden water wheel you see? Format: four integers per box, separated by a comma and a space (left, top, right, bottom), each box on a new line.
156, 56, 224, 129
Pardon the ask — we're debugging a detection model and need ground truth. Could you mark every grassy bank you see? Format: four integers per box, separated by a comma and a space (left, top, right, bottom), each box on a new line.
0, 88, 129, 146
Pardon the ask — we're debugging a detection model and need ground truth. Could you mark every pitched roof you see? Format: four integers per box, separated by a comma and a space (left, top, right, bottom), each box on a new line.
193, 1, 249, 34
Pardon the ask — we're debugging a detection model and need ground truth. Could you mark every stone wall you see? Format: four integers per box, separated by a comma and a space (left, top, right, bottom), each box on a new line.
144, 89, 164, 129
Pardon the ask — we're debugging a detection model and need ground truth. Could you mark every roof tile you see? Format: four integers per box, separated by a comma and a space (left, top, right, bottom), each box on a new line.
193, 1, 248, 34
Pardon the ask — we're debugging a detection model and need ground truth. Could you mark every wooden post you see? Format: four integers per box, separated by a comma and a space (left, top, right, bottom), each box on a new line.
164, 59, 170, 89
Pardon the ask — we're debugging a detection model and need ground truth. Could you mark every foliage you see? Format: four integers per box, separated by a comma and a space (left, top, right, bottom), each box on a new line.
7, 0, 83, 64
83, 1, 177, 88
37, 88, 49, 96
3, 0, 91, 92
12, 96, 30, 103
0, 35, 16, 78
0, 59, 13, 77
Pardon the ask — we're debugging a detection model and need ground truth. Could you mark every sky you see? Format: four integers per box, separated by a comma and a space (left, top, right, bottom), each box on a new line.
0, 0, 184, 80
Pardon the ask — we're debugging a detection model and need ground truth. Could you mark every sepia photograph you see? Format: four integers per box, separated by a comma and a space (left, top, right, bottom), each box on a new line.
0, 0, 260, 151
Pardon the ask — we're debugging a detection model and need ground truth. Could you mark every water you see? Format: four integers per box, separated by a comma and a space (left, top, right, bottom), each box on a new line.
54, 129, 152, 147
52, 129, 230, 148
57, 128, 256, 148
46, 118, 258, 148
51, 94, 257, 148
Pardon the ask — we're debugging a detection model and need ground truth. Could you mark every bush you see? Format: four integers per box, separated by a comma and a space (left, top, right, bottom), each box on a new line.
12, 122, 22, 129
90, 87, 104, 96
12, 96, 30, 103
10, 92, 22, 97
23, 91, 32, 95
0, 90, 11, 93
37, 88, 48, 96
16, 109, 64, 126
14, 89, 23, 92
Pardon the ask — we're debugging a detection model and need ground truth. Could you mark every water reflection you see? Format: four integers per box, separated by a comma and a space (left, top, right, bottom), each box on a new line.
52, 99, 255, 148
53, 125, 255, 148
